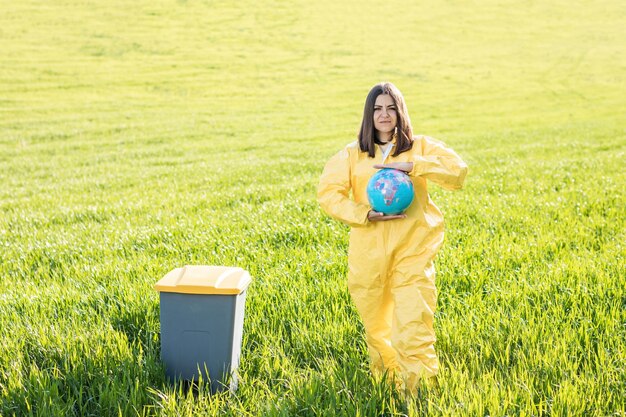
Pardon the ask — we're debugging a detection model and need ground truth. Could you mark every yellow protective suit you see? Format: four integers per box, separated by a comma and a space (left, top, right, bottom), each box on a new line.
317, 135, 467, 392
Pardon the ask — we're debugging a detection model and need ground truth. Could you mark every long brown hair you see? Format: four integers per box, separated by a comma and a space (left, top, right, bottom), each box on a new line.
358, 82, 413, 158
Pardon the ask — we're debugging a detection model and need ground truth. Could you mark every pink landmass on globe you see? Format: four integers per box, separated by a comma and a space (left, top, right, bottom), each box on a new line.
375, 179, 398, 206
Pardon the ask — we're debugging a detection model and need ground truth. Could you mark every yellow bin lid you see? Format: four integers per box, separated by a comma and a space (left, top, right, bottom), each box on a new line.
154, 265, 252, 295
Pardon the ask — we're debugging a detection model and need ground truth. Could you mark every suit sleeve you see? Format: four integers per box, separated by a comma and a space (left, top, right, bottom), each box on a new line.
317, 148, 371, 227
409, 136, 468, 190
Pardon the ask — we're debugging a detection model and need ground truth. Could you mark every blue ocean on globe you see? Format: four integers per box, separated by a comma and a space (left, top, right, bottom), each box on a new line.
366, 168, 415, 215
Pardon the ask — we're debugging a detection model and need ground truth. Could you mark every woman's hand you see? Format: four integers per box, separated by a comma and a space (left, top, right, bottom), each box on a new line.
373, 162, 413, 173
368, 210, 407, 222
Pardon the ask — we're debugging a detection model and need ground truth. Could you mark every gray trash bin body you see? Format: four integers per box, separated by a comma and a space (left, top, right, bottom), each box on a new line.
155, 265, 251, 393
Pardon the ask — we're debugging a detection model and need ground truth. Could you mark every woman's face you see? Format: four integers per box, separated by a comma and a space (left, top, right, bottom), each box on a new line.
373, 94, 397, 136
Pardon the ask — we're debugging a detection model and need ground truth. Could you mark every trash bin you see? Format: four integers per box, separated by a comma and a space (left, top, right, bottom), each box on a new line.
155, 265, 251, 393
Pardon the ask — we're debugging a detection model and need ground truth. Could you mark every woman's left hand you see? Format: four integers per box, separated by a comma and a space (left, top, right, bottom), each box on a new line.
373, 162, 413, 173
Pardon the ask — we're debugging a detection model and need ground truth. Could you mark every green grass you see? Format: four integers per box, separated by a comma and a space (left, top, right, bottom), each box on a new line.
1, 0, 625, 415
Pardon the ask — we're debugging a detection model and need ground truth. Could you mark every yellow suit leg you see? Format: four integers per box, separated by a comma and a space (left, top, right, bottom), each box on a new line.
390, 256, 439, 392
347, 267, 399, 376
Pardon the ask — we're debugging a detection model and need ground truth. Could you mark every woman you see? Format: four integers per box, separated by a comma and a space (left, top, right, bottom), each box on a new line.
317, 82, 468, 393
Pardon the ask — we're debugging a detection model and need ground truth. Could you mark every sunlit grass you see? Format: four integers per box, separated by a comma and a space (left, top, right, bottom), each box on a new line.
0, 0, 624, 415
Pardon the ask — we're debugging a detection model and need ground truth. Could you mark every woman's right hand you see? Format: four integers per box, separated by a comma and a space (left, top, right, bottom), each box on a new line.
368, 210, 407, 222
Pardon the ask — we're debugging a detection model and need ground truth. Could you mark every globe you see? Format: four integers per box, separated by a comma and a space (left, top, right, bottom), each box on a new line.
366, 168, 415, 215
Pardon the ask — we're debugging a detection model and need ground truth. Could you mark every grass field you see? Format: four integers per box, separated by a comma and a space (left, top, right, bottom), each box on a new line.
1, 0, 625, 415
